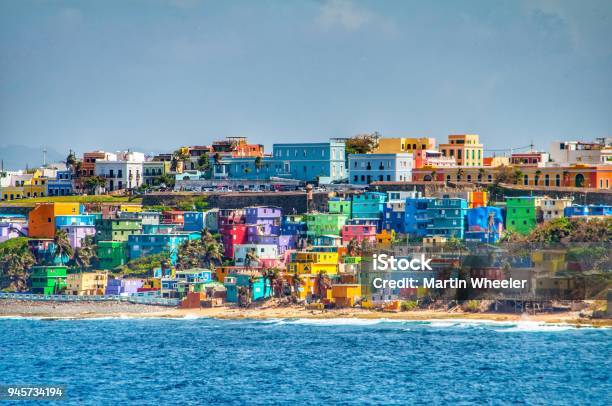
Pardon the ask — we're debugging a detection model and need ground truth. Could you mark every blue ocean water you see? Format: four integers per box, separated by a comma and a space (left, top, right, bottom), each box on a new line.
0, 317, 610, 405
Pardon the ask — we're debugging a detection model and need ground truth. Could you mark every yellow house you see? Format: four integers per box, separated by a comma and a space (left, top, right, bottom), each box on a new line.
439, 134, 483, 166
143, 277, 161, 290
287, 251, 339, 275
331, 284, 362, 307
532, 250, 566, 273
1, 170, 48, 201
119, 204, 143, 213
66, 271, 108, 295
374, 137, 436, 154
376, 229, 395, 246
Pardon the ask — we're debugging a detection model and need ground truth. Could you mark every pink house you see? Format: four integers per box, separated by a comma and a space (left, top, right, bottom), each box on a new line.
58, 225, 97, 248
341, 224, 377, 245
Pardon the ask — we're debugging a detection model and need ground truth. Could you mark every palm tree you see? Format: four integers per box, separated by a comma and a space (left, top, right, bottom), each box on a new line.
245, 247, 258, 269
347, 238, 360, 257
316, 270, 331, 300
430, 170, 437, 182
478, 168, 485, 183
1, 248, 36, 292
203, 239, 224, 268
513, 169, 524, 185
66, 150, 77, 169
456, 168, 465, 182
291, 271, 302, 301
53, 229, 73, 265
534, 170, 542, 186
266, 268, 281, 298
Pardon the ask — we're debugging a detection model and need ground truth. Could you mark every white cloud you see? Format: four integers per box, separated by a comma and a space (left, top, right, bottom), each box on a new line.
316, 0, 394, 32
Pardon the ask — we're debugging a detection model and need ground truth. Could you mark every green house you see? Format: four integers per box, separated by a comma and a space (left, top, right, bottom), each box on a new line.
30, 266, 68, 295
304, 213, 348, 237
328, 198, 351, 217
97, 241, 128, 270
95, 218, 142, 242
505, 197, 537, 235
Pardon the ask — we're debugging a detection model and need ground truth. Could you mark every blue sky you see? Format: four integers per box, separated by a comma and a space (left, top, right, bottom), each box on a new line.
0, 0, 611, 159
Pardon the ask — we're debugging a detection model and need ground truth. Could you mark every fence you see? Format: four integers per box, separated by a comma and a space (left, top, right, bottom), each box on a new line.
0, 292, 179, 307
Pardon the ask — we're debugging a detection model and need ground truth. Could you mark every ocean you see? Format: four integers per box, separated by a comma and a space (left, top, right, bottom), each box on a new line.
0, 317, 610, 405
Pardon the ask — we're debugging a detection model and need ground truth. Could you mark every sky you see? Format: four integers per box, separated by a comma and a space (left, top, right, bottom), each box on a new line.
0, 0, 611, 163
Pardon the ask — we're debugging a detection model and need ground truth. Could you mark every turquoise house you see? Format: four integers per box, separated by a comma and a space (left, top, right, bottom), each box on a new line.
427, 198, 468, 239
128, 232, 200, 264
224, 273, 272, 303
351, 192, 387, 220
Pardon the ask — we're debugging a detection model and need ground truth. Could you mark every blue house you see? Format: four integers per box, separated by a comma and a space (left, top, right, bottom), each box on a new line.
351, 192, 387, 220
564, 205, 612, 217
427, 198, 468, 239
128, 233, 200, 264
404, 198, 434, 237
348, 153, 413, 185
55, 214, 97, 227
224, 273, 272, 303
281, 215, 307, 236
465, 206, 504, 243
271, 141, 346, 183
383, 202, 406, 233
47, 170, 73, 196
183, 211, 205, 232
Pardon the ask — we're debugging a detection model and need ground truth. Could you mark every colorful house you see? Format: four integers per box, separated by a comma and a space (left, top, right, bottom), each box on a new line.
348, 153, 413, 184
564, 204, 612, 218
537, 197, 572, 221
30, 265, 68, 295
427, 198, 468, 239
465, 206, 504, 243
304, 213, 348, 237
128, 233, 197, 264
161, 210, 185, 225
97, 241, 128, 269
234, 243, 279, 268
28, 202, 81, 238
404, 198, 435, 237
224, 273, 272, 303
505, 197, 537, 235
221, 224, 248, 258
281, 215, 307, 236
287, 251, 339, 275
383, 200, 406, 233
183, 211, 205, 232
105, 278, 143, 295
65, 271, 108, 295
58, 224, 97, 248
341, 223, 377, 245
328, 198, 351, 216
95, 218, 142, 242
351, 192, 387, 220
270, 141, 346, 183
140, 211, 161, 226
331, 284, 362, 307
46, 170, 73, 196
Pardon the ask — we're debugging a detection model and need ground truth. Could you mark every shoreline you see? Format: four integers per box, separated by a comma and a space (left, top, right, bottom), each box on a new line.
1, 300, 610, 327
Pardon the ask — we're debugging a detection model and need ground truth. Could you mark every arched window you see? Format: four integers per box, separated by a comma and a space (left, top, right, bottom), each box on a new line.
555, 174, 560, 187
544, 174, 550, 186
524, 175, 529, 185
467, 174, 472, 182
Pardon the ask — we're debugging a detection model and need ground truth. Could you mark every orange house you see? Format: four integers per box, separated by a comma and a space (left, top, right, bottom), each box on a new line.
29, 202, 81, 238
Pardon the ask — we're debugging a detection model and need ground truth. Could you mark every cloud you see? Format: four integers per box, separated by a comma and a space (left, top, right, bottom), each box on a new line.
315, 0, 395, 33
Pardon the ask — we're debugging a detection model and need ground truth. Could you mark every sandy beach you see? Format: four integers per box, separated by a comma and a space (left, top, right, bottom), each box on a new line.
2, 300, 610, 327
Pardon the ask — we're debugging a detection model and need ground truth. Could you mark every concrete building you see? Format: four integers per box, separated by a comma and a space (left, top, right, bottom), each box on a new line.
550, 140, 612, 166
349, 153, 412, 185
46, 170, 73, 196
427, 198, 468, 239
94, 151, 145, 192
66, 271, 108, 295
506, 197, 537, 235
439, 134, 483, 166
537, 197, 573, 221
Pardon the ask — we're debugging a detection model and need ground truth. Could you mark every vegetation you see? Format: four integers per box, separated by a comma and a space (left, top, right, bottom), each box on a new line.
177, 196, 208, 211
0, 237, 36, 292
345, 132, 380, 155
175, 231, 224, 271
0, 195, 141, 206
114, 253, 171, 278
155, 173, 175, 188
53, 229, 73, 265
68, 236, 97, 272
401, 300, 418, 311
510, 217, 612, 244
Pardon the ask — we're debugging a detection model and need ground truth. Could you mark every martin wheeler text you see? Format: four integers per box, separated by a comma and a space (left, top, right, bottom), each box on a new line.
372, 277, 528, 290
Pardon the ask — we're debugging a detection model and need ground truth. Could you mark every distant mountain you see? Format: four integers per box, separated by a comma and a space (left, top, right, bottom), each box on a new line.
0, 145, 65, 171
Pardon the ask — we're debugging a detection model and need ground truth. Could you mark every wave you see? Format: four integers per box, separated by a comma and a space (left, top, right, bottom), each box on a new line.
493, 321, 584, 333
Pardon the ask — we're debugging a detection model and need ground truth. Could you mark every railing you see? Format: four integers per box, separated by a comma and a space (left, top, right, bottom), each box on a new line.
0, 292, 179, 307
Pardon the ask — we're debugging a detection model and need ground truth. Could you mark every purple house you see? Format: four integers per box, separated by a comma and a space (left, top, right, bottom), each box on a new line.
105, 278, 144, 295
58, 225, 97, 248
0, 221, 28, 243
246, 234, 297, 254
245, 206, 282, 235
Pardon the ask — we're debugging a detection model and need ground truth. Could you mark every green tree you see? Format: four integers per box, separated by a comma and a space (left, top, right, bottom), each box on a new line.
0, 238, 36, 292
53, 229, 73, 265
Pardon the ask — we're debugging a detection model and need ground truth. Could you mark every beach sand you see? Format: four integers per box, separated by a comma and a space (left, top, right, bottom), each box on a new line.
2, 300, 610, 326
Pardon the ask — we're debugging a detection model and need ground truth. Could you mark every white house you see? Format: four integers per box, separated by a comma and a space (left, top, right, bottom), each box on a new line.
95, 151, 145, 192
